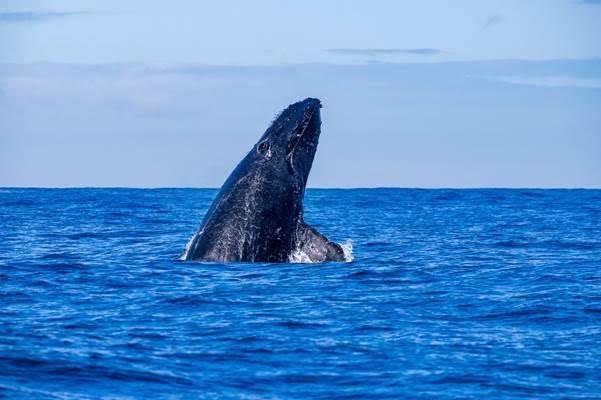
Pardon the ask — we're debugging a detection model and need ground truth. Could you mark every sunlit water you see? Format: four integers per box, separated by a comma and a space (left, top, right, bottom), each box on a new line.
1, 188, 600, 399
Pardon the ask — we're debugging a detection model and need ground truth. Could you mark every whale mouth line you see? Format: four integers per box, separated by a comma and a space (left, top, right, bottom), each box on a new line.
286, 106, 317, 163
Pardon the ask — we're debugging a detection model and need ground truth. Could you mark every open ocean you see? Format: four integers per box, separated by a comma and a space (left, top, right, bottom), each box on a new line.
1, 188, 600, 399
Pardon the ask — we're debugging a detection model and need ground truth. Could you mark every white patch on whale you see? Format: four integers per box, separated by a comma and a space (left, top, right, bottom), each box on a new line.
288, 239, 354, 263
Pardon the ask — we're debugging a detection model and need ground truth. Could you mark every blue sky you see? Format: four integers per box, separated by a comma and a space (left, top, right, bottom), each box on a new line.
0, 0, 600, 187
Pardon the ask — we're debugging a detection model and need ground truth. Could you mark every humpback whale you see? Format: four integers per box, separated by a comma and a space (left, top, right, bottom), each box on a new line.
182, 98, 346, 263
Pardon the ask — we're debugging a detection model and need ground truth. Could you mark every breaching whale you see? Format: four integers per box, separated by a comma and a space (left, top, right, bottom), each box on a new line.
181, 98, 346, 263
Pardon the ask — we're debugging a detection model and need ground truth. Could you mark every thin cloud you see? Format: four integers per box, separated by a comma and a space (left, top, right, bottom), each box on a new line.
482, 15, 503, 30
326, 48, 443, 56
476, 75, 601, 89
0, 11, 92, 23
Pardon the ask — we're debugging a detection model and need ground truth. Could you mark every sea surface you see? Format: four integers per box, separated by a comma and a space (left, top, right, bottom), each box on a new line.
1, 188, 600, 399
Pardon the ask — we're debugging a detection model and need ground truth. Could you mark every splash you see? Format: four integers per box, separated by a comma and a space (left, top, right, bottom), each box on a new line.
179, 235, 195, 260
288, 248, 313, 263
288, 240, 354, 263
340, 240, 354, 262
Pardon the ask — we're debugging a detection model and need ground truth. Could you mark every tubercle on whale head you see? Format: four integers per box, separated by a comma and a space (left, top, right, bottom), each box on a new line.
254, 98, 322, 184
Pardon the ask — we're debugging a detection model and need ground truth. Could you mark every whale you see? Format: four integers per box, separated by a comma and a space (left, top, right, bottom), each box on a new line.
181, 98, 346, 263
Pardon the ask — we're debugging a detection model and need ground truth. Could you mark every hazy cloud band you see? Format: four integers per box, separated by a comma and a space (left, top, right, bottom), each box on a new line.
325, 48, 443, 56
0, 11, 91, 23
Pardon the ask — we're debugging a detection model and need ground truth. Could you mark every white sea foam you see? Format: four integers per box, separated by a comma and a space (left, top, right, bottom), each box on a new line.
179, 235, 195, 260
288, 239, 354, 263
288, 248, 313, 263
341, 240, 354, 262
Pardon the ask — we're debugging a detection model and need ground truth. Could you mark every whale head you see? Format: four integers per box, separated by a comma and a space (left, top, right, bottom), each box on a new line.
253, 97, 322, 187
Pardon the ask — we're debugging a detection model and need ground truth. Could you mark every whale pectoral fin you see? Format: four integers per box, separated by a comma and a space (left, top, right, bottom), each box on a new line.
295, 223, 346, 262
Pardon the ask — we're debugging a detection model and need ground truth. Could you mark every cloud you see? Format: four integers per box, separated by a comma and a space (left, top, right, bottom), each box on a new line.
476, 75, 601, 89
0, 11, 91, 23
483, 14, 503, 30
2, 60, 600, 188
325, 48, 443, 56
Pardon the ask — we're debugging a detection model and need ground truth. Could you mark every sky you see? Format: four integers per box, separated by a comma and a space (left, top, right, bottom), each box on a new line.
0, 0, 600, 187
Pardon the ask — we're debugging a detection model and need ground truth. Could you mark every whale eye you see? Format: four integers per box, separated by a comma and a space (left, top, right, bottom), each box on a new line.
257, 141, 271, 157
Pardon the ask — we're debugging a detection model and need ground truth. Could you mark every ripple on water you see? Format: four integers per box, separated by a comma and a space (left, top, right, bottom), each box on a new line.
0, 188, 600, 398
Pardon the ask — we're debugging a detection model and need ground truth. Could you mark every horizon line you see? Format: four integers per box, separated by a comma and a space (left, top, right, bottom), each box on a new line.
2, 186, 600, 190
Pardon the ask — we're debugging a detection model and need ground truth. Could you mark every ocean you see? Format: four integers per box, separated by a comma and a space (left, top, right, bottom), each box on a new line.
1, 188, 600, 399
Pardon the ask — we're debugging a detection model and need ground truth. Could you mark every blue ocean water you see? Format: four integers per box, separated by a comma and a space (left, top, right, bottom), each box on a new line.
1, 188, 600, 399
